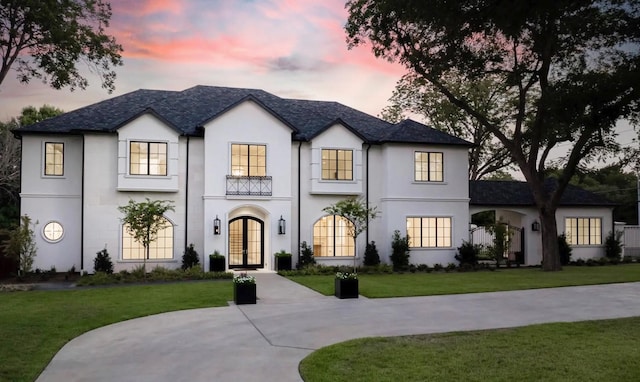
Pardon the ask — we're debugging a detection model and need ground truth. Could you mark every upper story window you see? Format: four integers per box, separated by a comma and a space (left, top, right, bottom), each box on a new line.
130, 141, 167, 176
44, 142, 64, 176
415, 151, 443, 182
321, 149, 353, 180
231, 144, 266, 176
565, 217, 601, 246
406, 217, 452, 248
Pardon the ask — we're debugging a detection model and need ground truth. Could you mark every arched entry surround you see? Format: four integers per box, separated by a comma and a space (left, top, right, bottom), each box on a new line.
227, 205, 270, 269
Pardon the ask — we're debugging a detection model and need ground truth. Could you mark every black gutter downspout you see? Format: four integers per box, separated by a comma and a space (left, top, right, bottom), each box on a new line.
184, 136, 190, 255
297, 140, 302, 266
365, 143, 371, 244
80, 135, 85, 272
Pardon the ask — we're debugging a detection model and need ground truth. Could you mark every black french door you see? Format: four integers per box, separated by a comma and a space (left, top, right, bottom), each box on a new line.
228, 216, 264, 268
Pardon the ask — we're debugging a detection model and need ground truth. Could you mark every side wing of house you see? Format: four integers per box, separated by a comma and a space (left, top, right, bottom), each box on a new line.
373, 143, 470, 265
20, 134, 83, 271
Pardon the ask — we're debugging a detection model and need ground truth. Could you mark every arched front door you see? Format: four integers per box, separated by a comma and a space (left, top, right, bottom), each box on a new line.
228, 216, 264, 269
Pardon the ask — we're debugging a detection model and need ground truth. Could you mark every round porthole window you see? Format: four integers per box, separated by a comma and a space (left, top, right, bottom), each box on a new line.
43, 221, 64, 243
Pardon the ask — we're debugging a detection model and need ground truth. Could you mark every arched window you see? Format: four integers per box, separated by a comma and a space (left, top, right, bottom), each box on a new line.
122, 217, 174, 260
313, 215, 354, 257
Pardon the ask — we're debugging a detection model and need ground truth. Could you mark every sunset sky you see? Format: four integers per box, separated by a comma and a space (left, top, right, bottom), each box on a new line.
0, 0, 407, 121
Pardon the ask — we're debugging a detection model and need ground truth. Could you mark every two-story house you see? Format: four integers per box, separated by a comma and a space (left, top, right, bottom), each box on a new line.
15, 85, 472, 273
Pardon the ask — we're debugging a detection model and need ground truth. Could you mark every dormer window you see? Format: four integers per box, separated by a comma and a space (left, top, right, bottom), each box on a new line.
130, 141, 167, 176
321, 149, 353, 180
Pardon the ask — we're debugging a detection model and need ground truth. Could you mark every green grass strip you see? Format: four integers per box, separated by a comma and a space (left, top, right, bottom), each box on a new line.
0, 281, 232, 382
300, 317, 640, 382
287, 264, 640, 298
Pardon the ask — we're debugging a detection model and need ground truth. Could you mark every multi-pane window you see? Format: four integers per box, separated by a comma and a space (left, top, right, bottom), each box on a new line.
42, 221, 64, 243
231, 144, 266, 176
414, 152, 443, 182
406, 217, 452, 248
130, 141, 167, 176
565, 218, 602, 245
44, 142, 64, 176
313, 215, 355, 257
321, 149, 353, 180
122, 218, 174, 260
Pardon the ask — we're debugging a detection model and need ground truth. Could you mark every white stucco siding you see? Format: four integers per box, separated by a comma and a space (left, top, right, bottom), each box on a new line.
20, 135, 83, 196
202, 100, 293, 198
185, 138, 205, 264
20, 135, 83, 271
381, 144, 469, 200
117, 113, 180, 192
83, 134, 186, 272
377, 199, 469, 266
557, 207, 613, 260
309, 124, 364, 195
201, 100, 294, 270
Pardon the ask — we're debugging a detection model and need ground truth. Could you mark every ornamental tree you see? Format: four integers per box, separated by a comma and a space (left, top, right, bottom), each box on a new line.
118, 198, 174, 273
346, 0, 640, 271
323, 197, 379, 272
0, 0, 123, 91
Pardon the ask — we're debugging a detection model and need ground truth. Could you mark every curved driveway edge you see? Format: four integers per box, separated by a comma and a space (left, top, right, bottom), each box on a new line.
37, 277, 640, 382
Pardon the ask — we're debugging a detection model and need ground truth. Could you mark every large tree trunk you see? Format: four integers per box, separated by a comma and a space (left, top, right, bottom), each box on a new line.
539, 207, 562, 271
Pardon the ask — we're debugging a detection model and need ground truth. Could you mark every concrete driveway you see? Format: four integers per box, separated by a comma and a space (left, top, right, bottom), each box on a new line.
37, 275, 640, 382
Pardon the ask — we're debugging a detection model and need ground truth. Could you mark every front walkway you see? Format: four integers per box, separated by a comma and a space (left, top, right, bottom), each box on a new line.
37, 275, 640, 382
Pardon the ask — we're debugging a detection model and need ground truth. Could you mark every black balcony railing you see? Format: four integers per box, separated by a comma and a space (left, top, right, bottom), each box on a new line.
226, 175, 272, 196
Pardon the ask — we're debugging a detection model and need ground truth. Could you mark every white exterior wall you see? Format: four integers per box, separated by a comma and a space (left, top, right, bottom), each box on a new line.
469, 205, 614, 265
557, 207, 613, 260
83, 122, 186, 272
117, 114, 180, 192
373, 144, 470, 266
20, 135, 83, 271
202, 101, 293, 271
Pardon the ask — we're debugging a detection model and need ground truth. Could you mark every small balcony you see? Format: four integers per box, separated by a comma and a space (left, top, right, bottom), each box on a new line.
226, 175, 272, 196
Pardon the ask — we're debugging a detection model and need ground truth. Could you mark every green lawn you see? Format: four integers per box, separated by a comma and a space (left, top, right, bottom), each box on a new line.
287, 264, 640, 297
300, 317, 640, 382
0, 281, 232, 382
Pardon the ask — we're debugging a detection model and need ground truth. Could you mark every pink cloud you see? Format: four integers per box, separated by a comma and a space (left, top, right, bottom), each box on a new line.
110, 0, 184, 17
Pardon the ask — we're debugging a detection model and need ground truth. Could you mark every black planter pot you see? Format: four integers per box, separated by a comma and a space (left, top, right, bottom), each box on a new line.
275, 256, 292, 271
234, 283, 257, 304
209, 256, 225, 272
334, 278, 359, 299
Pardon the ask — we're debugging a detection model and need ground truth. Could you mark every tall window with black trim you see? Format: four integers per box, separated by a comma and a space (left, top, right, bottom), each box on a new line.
44, 142, 64, 176
231, 144, 266, 176
130, 141, 167, 176
414, 151, 443, 182
321, 149, 353, 180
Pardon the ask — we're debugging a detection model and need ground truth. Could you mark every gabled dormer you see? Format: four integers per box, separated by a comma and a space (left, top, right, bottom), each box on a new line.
309, 120, 365, 195
116, 112, 180, 192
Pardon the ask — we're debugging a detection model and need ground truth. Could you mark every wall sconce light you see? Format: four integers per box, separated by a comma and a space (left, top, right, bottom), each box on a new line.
278, 215, 286, 235
531, 221, 540, 232
213, 215, 221, 235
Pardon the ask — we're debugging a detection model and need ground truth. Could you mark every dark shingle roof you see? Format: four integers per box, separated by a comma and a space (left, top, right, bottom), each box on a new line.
16, 85, 472, 146
470, 179, 617, 207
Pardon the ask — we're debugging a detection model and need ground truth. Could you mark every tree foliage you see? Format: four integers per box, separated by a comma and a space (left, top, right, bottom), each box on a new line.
0, 0, 123, 91
380, 73, 515, 180
1, 215, 37, 276
346, 0, 640, 271
323, 197, 379, 271
547, 165, 639, 225
118, 198, 174, 272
